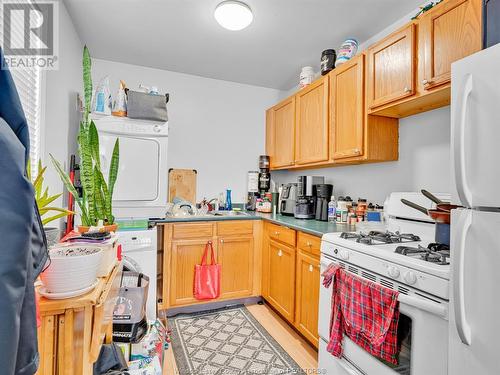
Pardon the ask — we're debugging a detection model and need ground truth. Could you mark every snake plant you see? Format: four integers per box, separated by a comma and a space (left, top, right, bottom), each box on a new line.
28, 160, 73, 226
51, 45, 120, 227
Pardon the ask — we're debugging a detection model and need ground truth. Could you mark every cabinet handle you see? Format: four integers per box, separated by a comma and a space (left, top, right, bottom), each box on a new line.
422, 79, 433, 86
404, 86, 411, 93
306, 241, 311, 247
278, 249, 283, 257
220, 239, 224, 243
275, 231, 280, 236
309, 265, 314, 272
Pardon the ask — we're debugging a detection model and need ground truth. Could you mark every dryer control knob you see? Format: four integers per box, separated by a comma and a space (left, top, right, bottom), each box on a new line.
404, 271, 417, 285
339, 250, 349, 260
153, 124, 162, 133
387, 266, 400, 278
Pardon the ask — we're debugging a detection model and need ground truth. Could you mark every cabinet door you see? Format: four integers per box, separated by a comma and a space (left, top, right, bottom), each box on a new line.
367, 23, 416, 109
419, 0, 481, 91
330, 54, 365, 161
267, 240, 296, 322
266, 108, 275, 163
170, 239, 215, 306
272, 97, 295, 168
295, 250, 320, 347
218, 236, 254, 299
295, 78, 329, 164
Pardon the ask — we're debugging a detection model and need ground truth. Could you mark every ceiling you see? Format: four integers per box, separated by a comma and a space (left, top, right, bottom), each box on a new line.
64, 0, 425, 90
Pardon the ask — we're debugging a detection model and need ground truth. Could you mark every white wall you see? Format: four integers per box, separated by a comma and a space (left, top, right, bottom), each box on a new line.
91, 59, 281, 203
272, 107, 451, 204
273, 1, 450, 205
42, 0, 83, 228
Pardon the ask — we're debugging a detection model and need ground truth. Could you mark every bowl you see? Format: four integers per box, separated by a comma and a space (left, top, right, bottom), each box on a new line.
40, 245, 103, 293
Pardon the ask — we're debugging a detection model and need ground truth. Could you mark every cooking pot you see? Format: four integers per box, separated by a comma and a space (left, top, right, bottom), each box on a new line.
400, 198, 450, 245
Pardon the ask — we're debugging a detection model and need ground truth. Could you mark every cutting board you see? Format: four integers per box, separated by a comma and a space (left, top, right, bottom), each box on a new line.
168, 169, 197, 203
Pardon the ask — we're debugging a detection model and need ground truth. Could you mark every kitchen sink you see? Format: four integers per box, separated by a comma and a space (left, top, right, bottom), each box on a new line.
206, 210, 251, 217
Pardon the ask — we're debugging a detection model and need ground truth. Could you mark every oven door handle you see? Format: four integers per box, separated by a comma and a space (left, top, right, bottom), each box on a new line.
398, 294, 447, 318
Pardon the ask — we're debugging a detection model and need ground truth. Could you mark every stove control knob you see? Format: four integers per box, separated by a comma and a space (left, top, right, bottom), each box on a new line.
153, 124, 162, 133
404, 271, 417, 285
387, 266, 400, 279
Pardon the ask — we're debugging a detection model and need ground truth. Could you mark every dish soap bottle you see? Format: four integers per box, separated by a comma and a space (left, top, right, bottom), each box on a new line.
328, 196, 336, 222
226, 189, 232, 211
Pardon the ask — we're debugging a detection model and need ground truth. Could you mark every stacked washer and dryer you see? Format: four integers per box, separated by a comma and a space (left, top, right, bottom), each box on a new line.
94, 114, 168, 321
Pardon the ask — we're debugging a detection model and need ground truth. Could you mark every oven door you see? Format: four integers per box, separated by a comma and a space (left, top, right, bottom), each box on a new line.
318, 255, 448, 375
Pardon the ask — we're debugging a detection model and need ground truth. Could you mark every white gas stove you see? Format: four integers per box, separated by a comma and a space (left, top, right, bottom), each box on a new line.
318, 192, 451, 375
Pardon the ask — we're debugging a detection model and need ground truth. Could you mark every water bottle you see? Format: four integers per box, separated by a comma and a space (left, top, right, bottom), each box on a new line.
226, 189, 232, 211
328, 196, 336, 222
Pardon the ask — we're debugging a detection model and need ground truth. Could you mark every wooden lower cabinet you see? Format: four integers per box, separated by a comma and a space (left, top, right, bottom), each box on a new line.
295, 249, 320, 347
262, 223, 321, 347
163, 221, 259, 308
218, 235, 254, 299
170, 238, 214, 307
267, 239, 296, 322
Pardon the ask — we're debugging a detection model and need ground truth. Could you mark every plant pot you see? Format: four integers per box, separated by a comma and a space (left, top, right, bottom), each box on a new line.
77, 223, 118, 234
40, 245, 103, 293
44, 227, 60, 248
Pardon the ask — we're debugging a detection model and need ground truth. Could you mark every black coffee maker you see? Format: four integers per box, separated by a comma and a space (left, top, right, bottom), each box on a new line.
315, 184, 333, 221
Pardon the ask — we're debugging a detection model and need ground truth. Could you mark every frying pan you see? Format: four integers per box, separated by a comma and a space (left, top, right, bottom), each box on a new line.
421, 189, 461, 213
400, 198, 451, 224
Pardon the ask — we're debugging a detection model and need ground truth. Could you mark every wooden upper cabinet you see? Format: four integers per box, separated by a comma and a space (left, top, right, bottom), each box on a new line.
271, 97, 295, 168
295, 77, 329, 165
330, 54, 365, 161
419, 0, 482, 91
367, 23, 416, 109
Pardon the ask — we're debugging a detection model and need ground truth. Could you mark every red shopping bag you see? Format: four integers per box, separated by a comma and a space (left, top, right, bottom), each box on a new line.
194, 241, 221, 300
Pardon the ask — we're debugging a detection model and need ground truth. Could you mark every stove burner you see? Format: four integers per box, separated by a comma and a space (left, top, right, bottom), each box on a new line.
340, 231, 421, 245
395, 243, 450, 265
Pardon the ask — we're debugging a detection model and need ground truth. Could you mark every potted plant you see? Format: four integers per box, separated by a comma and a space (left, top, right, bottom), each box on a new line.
51, 46, 120, 233
28, 160, 73, 247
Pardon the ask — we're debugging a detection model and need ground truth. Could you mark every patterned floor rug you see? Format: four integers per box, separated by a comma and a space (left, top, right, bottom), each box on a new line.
169, 305, 306, 375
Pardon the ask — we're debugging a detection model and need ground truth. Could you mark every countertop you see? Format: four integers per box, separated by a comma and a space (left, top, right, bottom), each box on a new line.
153, 212, 354, 237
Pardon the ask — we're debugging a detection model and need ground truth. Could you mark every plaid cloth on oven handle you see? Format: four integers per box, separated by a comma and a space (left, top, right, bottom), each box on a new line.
321, 263, 401, 365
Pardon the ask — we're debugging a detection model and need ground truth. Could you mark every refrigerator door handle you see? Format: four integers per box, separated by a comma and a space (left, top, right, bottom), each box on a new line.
454, 73, 473, 207
453, 210, 472, 345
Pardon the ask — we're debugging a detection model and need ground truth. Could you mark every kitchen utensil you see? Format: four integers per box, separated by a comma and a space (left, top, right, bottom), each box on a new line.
259, 155, 270, 170
279, 183, 298, 216
400, 199, 451, 224
400, 199, 450, 245
315, 184, 333, 221
421, 189, 444, 204
168, 169, 197, 204
421, 189, 462, 212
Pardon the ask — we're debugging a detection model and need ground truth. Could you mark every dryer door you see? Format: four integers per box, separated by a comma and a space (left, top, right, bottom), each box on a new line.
100, 133, 160, 202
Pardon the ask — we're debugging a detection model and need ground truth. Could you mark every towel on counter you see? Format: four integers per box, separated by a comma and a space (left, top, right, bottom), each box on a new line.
322, 264, 401, 365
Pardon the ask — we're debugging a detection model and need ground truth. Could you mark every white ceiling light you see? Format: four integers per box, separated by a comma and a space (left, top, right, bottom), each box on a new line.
214, 1, 253, 31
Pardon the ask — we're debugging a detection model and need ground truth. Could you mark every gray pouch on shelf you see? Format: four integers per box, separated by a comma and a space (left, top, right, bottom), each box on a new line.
127, 90, 169, 122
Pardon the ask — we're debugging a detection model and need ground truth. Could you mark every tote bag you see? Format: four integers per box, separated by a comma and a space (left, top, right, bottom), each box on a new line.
194, 241, 221, 300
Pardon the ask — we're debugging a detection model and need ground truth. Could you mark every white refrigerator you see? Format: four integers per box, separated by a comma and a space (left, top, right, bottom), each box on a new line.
449, 43, 500, 375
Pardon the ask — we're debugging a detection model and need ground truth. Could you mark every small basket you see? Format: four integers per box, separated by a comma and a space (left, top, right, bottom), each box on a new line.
127, 90, 169, 122
113, 271, 150, 343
